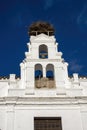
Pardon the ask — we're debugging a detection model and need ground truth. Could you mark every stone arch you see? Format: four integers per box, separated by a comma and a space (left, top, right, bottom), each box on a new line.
39, 44, 48, 59
46, 64, 54, 79
35, 64, 43, 79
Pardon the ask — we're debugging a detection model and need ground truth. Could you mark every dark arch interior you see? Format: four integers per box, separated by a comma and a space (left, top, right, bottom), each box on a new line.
35, 64, 43, 79
46, 64, 54, 79
39, 45, 48, 59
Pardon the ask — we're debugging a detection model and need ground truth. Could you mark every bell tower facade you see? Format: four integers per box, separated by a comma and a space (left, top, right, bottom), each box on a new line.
20, 21, 69, 93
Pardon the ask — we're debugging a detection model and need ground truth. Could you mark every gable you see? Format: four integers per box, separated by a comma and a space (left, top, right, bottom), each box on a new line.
30, 33, 55, 42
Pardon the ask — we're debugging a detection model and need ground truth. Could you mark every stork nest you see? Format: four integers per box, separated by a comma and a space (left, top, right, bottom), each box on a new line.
28, 21, 55, 36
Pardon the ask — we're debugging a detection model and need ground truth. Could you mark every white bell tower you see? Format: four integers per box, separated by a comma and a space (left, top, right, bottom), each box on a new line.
20, 21, 69, 93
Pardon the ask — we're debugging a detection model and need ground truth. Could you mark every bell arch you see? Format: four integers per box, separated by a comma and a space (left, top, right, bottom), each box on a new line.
35, 64, 43, 79
46, 64, 54, 79
39, 44, 48, 59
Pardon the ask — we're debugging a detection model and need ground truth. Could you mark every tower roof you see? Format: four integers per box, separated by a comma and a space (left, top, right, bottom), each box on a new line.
28, 21, 55, 36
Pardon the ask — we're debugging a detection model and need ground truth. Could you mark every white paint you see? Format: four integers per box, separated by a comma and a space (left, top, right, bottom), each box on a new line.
0, 33, 87, 130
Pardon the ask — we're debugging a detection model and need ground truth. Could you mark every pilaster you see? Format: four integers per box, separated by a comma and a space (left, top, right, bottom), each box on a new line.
6, 105, 15, 130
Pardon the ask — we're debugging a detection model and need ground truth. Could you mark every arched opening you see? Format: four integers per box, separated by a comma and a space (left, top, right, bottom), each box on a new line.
39, 44, 48, 59
35, 64, 43, 79
46, 64, 54, 79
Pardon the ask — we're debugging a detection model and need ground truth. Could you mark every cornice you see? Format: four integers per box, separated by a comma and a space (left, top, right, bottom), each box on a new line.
24, 59, 63, 62
0, 96, 87, 106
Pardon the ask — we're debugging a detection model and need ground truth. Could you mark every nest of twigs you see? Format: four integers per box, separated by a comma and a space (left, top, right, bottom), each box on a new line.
28, 21, 55, 36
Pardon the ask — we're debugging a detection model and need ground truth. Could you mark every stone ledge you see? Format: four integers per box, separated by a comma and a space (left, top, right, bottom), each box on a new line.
0, 96, 87, 106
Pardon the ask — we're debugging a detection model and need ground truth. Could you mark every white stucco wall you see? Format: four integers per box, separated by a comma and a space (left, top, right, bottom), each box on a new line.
0, 33, 87, 130
0, 97, 87, 130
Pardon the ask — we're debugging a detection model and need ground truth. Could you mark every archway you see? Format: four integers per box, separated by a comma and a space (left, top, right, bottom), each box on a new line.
35, 64, 43, 79
39, 44, 48, 59
46, 64, 54, 79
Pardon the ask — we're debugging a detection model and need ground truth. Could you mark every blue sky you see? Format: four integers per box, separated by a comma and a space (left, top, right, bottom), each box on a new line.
0, 0, 87, 76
